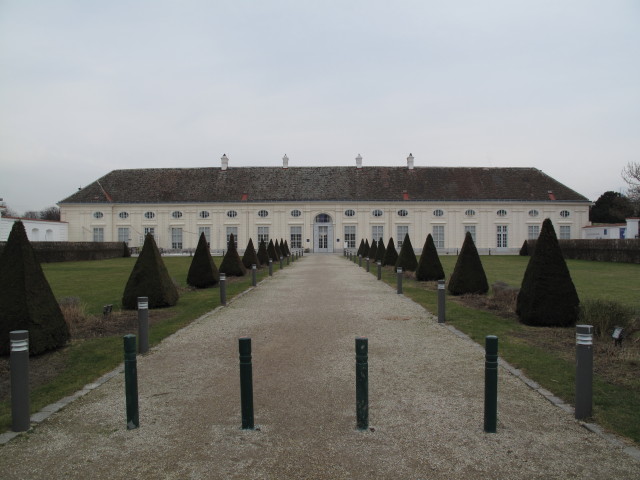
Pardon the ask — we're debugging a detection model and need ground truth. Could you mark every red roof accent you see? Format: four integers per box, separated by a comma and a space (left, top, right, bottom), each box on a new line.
402, 192, 410, 201
548, 191, 556, 200
241, 193, 248, 201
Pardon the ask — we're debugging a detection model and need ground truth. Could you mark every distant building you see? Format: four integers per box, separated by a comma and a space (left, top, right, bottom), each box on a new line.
582, 218, 640, 240
58, 155, 591, 254
0, 217, 68, 242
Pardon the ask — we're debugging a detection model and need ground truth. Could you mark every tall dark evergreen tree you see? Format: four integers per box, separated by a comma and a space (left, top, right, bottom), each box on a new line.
187, 232, 220, 288
219, 233, 247, 276
382, 237, 398, 266
416, 234, 445, 281
283, 240, 291, 256
123, 233, 179, 309
368, 239, 378, 260
448, 232, 488, 295
0, 221, 70, 355
267, 239, 278, 261
242, 238, 260, 270
257, 239, 269, 266
356, 239, 365, 256
517, 219, 579, 327
375, 237, 386, 263
279, 239, 287, 257
395, 233, 418, 271
363, 239, 370, 257
274, 239, 283, 259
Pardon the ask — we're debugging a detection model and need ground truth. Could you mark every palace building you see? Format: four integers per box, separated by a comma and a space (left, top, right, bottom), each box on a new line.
58, 155, 590, 254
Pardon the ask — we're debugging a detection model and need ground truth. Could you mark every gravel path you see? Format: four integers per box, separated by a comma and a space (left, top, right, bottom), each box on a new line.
1, 254, 639, 479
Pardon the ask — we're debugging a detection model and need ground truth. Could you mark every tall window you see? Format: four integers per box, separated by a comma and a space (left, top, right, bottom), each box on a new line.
171, 228, 183, 249
198, 226, 211, 247
397, 226, 409, 247
118, 227, 129, 243
93, 227, 104, 242
464, 225, 476, 244
528, 225, 540, 240
258, 226, 269, 244
226, 226, 238, 247
559, 225, 571, 239
372, 226, 384, 243
344, 225, 356, 248
497, 225, 508, 248
433, 225, 444, 248
290, 226, 302, 249
144, 227, 155, 238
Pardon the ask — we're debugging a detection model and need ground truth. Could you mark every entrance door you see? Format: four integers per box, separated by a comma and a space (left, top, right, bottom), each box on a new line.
313, 213, 334, 253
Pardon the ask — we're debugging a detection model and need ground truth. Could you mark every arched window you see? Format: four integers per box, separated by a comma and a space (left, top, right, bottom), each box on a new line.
315, 213, 332, 223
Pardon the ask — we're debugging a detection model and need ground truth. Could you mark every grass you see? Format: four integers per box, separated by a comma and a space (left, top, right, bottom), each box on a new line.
0, 255, 285, 432
360, 255, 640, 444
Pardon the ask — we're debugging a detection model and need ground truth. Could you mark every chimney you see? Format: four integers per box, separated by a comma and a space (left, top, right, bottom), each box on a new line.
282, 154, 289, 169
356, 154, 363, 169
221, 153, 229, 171
407, 153, 414, 170
548, 190, 556, 200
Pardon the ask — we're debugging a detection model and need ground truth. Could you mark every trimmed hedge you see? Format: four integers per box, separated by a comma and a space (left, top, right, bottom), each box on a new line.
416, 234, 445, 281
242, 238, 260, 269
375, 238, 386, 263
448, 232, 488, 295
257, 239, 269, 266
219, 234, 247, 276
267, 239, 278, 261
395, 234, 418, 272
382, 237, 398, 266
0, 221, 70, 355
356, 239, 365, 256
526, 238, 640, 264
368, 239, 378, 261
187, 232, 219, 288
0, 241, 127, 263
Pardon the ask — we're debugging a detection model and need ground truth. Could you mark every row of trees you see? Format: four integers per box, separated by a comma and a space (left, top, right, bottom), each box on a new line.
0, 205, 60, 220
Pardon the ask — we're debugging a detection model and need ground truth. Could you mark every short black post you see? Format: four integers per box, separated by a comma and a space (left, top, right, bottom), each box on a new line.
10, 330, 30, 432
366, 257, 370, 272
396, 267, 403, 294
251, 264, 257, 286
377, 261, 382, 280
239, 337, 255, 429
279, 256, 283, 269
220, 273, 227, 306
356, 337, 369, 430
437, 280, 446, 324
268, 259, 273, 276
124, 334, 139, 430
484, 335, 498, 433
137, 296, 149, 354
575, 325, 593, 420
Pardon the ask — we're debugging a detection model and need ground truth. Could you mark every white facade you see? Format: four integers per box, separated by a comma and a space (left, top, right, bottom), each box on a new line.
582, 218, 640, 240
60, 200, 589, 254
0, 217, 69, 242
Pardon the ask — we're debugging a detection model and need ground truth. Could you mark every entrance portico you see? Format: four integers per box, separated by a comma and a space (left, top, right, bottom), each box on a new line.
313, 213, 334, 253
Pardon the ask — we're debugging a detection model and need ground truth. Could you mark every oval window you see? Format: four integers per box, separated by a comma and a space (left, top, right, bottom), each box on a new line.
497, 209, 508, 217
171, 211, 183, 219
372, 209, 383, 217
528, 209, 539, 217
433, 209, 444, 217
465, 209, 475, 217
144, 211, 155, 220
118, 212, 128, 219
257, 210, 269, 218
291, 209, 302, 217
200, 211, 210, 219
560, 210, 570, 218
227, 210, 238, 218
397, 209, 408, 217
344, 209, 356, 217
93, 211, 103, 219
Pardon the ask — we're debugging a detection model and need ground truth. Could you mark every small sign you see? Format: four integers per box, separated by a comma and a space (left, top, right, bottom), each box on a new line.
612, 327, 624, 339
438, 283, 445, 290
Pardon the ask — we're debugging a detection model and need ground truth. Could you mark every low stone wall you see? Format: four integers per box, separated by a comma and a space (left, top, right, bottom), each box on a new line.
526, 239, 640, 264
0, 242, 128, 263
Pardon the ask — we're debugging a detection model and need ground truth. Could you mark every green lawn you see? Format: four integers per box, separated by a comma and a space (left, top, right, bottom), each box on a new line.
359, 254, 640, 444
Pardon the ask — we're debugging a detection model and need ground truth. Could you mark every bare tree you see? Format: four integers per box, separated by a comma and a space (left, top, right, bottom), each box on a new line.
0, 204, 19, 218
23, 211, 40, 219
39, 206, 61, 221
622, 162, 640, 214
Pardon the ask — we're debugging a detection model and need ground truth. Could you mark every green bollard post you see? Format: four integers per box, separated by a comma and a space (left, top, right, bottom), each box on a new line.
220, 273, 227, 306
396, 267, 403, 294
239, 337, 255, 429
10, 330, 30, 432
366, 257, 370, 272
377, 261, 382, 280
268, 259, 273, 276
356, 337, 369, 430
124, 334, 139, 430
484, 335, 498, 433
251, 264, 257, 287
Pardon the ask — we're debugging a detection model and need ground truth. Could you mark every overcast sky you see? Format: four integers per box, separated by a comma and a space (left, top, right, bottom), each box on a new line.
1, 0, 639, 214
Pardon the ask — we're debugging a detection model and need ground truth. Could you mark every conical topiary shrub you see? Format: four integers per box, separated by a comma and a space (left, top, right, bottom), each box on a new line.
416, 234, 445, 281
219, 233, 247, 276
382, 237, 398, 266
242, 238, 259, 270
275, 240, 283, 259
267, 239, 278, 261
516, 219, 579, 327
284, 240, 291, 256
279, 239, 287, 257
519, 240, 529, 256
187, 232, 219, 288
448, 232, 488, 295
257, 239, 269, 266
122, 233, 179, 309
368, 239, 378, 260
363, 239, 370, 257
123, 242, 131, 258
0, 221, 70, 355
356, 239, 365, 256
375, 238, 386, 263
395, 234, 418, 272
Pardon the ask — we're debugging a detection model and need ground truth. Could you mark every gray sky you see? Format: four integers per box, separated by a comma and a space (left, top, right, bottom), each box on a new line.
1, 0, 639, 214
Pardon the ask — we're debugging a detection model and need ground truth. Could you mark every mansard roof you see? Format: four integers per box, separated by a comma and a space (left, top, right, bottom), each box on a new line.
59, 166, 589, 204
